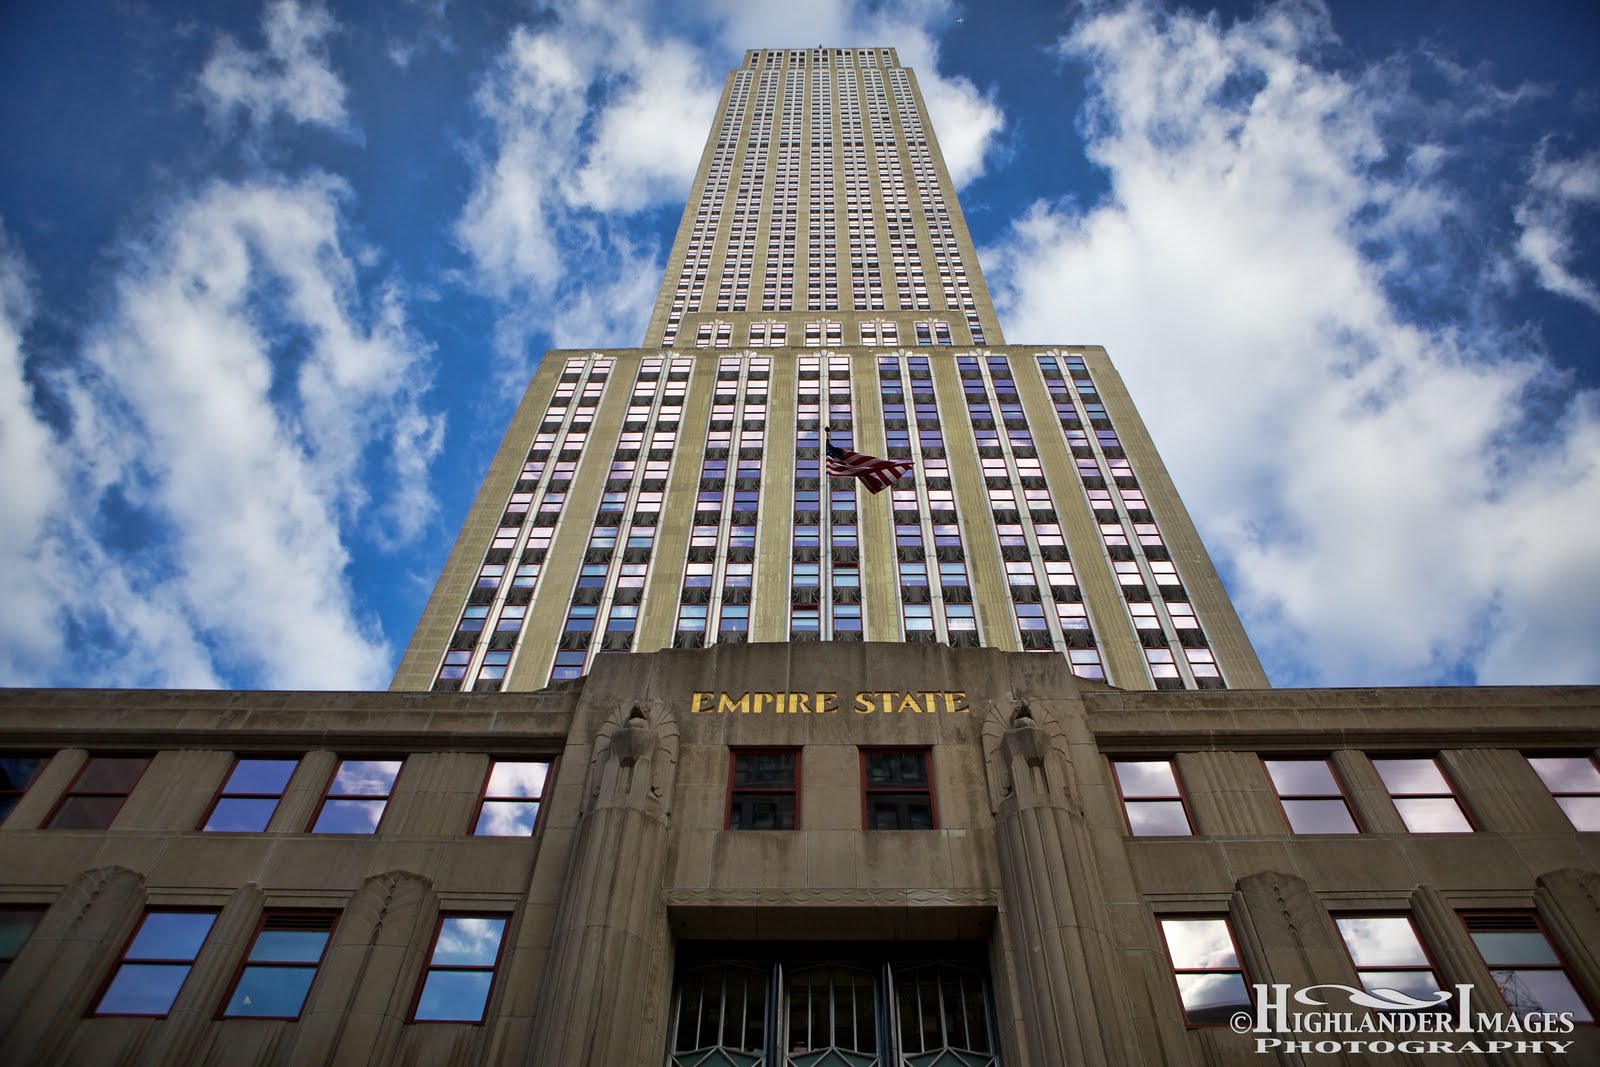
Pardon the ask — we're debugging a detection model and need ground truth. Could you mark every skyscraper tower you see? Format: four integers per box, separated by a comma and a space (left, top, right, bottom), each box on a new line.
392, 46, 1266, 694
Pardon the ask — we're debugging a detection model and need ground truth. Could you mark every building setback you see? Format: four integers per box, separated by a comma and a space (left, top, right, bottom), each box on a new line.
1, 46, 1597, 1067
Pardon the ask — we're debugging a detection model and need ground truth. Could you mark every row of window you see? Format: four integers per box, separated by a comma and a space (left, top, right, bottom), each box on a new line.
1162, 911, 1592, 1026
728, 750, 934, 831
0, 905, 508, 1024
1114, 754, 1600, 835
0, 755, 550, 837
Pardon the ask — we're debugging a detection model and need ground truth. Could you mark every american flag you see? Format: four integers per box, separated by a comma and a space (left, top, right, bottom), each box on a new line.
826, 444, 913, 494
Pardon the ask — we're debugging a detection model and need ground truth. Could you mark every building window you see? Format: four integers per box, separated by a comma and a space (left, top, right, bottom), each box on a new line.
221, 912, 337, 1018
412, 915, 510, 1023
47, 755, 150, 830
1111, 759, 1193, 836
1526, 755, 1600, 831
0, 906, 46, 980
0, 754, 47, 825
310, 759, 402, 834
1334, 915, 1442, 1005
201, 757, 300, 832
1158, 918, 1251, 1025
472, 760, 550, 836
92, 909, 217, 1017
1264, 758, 1359, 834
1371, 757, 1473, 833
862, 750, 935, 829
728, 750, 799, 830
1461, 913, 1593, 1022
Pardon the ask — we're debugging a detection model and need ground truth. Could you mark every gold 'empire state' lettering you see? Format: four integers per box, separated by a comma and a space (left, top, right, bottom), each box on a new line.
689, 691, 967, 715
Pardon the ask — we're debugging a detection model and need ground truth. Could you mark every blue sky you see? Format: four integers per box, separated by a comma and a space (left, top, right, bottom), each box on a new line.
1, 0, 1597, 691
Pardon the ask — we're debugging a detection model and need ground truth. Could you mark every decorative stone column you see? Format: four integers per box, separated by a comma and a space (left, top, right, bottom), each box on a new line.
983, 704, 1139, 1066
1536, 869, 1600, 1010
0, 865, 145, 1064
524, 704, 679, 1067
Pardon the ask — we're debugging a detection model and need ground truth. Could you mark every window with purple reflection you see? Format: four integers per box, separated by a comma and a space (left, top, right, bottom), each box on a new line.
1371, 757, 1473, 833
1112, 760, 1193, 836
310, 759, 402, 834
1158, 918, 1250, 1025
1526, 755, 1600, 831
1334, 916, 1443, 1007
1264, 759, 1360, 834
202, 758, 300, 832
472, 761, 549, 836
0, 755, 48, 825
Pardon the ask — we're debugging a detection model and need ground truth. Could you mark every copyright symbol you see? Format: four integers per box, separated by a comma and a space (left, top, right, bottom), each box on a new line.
1230, 1011, 1253, 1033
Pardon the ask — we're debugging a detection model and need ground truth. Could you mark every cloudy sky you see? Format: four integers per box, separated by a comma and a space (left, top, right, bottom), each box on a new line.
2, 0, 1596, 691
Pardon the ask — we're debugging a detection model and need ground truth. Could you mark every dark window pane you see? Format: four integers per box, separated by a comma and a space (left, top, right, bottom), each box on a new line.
0, 797, 19, 823
1264, 759, 1340, 796
1282, 799, 1358, 834
224, 759, 298, 794
1469, 931, 1560, 966
0, 756, 45, 792
312, 799, 387, 834
733, 753, 796, 788
0, 909, 44, 964
474, 800, 540, 836
75, 757, 149, 793
866, 753, 927, 788
1174, 973, 1251, 1023
127, 912, 215, 960
249, 930, 331, 964
868, 796, 933, 830
415, 970, 494, 1022
330, 760, 400, 795
730, 794, 795, 830
1393, 797, 1472, 833
224, 965, 317, 1017
96, 962, 190, 1015
204, 797, 278, 832
432, 917, 506, 966
48, 795, 127, 829
1126, 799, 1191, 836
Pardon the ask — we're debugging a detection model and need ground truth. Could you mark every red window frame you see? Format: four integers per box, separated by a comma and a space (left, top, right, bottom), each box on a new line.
1460, 911, 1595, 1023
217, 910, 338, 1020
1157, 915, 1253, 1027
45, 754, 152, 830
307, 757, 404, 834
89, 907, 218, 1017
1332, 914, 1444, 1007
198, 755, 301, 832
1263, 757, 1362, 834
1370, 755, 1476, 833
1525, 754, 1600, 832
860, 748, 937, 830
470, 759, 552, 837
1110, 758, 1195, 837
0, 904, 48, 980
407, 912, 512, 1024
727, 749, 801, 831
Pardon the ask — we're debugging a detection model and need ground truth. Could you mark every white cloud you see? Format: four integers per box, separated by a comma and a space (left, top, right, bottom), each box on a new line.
1514, 145, 1600, 313
0, 179, 442, 689
199, 0, 349, 133
985, 0, 1600, 685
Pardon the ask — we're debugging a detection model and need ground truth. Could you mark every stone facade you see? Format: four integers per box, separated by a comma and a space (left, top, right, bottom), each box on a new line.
3, 643, 1596, 1065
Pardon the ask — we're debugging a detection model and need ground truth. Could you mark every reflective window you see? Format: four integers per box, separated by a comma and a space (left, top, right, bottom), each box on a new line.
1372, 757, 1473, 833
0, 755, 48, 825
0, 906, 46, 980
1264, 759, 1359, 834
1464, 913, 1593, 1023
1159, 918, 1251, 1025
48, 755, 150, 830
412, 915, 509, 1023
729, 751, 798, 830
1112, 760, 1193, 836
93, 910, 217, 1016
222, 913, 336, 1018
1335, 916, 1443, 1007
473, 760, 550, 836
863, 751, 935, 830
310, 759, 402, 834
1526, 755, 1600, 832
202, 758, 299, 832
